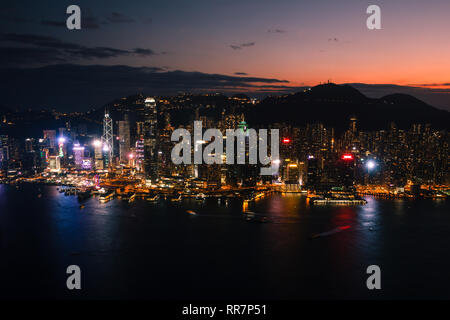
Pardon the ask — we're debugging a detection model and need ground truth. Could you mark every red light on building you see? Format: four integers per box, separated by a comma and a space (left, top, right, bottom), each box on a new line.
282, 138, 291, 144
341, 154, 354, 160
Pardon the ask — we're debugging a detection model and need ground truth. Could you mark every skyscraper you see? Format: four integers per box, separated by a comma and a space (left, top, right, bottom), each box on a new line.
0, 135, 9, 171
143, 98, 158, 181
73, 143, 85, 170
43, 130, 56, 149
102, 111, 113, 167
118, 114, 131, 163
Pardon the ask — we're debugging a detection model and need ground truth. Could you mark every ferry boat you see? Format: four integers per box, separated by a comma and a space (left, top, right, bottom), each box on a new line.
195, 193, 206, 201
171, 194, 182, 202
128, 193, 136, 203
99, 191, 115, 203
311, 197, 367, 205
146, 194, 160, 202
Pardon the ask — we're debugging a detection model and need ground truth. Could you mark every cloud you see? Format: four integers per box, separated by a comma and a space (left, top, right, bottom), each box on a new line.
328, 37, 339, 42
268, 29, 286, 33
234, 72, 248, 75
0, 64, 292, 111
40, 20, 66, 27
230, 42, 255, 50
1, 15, 33, 23
133, 48, 156, 56
410, 83, 450, 87
0, 47, 66, 65
0, 33, 159, 66
105, 12, 135, 24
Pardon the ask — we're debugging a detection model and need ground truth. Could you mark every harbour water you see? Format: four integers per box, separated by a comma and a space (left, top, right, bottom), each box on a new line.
0, 184, 449, 299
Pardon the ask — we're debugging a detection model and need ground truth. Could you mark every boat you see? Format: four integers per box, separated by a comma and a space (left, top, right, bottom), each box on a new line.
80, 204, 85, 209
128, 193, 136, 203
146, 194, 160, 202
99, 191, 115, 203
311, 198, 367, 205
186, 210, 197, 215
195, 193, 206, 201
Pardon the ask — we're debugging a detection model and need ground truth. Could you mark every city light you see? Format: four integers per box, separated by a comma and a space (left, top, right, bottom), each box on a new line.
58, 137, 66, 144
367, 160, 376, 170
92, 140, 102, 147
282, 138, 291, 144
341, 154, 354, 160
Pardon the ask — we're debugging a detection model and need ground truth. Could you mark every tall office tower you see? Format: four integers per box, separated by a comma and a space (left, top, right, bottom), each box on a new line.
306, 155, 320, 189
102, 110, 113, 166
143, 97, 158, 181
48, 156, 61, 172
73, 143, 85, 169
0, 135, 9, 170
136, 121, 145, 139
43, 130, 57, 149
118, 114, 131, 163
92, 140, 104, 170
135, 138, 144, 172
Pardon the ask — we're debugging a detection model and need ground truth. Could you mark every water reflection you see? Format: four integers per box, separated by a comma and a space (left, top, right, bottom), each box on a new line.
1, 185, 449, 299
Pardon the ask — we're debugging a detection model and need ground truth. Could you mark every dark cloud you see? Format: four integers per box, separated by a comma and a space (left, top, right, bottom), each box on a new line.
230, 42, 255, 50
1, 15, 33, 23
268, 29, 286, 33
0, 47, 66, 65
0, 33, 159, 66
234, 72, 248, 75
41, 20, 66, 27
410, 83, 450, 87
328, 37, 339, 42
133, 48, 156, 56
0, 64, 291, 111
105, 12, 135, 24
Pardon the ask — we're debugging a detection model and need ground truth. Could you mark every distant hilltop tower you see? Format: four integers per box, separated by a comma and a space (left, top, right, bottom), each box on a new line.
102, 110, 113, 166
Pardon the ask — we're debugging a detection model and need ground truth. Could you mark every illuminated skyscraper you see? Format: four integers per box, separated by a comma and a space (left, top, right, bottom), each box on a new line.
118, 114, 131, 162
43, 130, 56, 149
143, 97, 158, 180
0, 135, 9, 171
73, 143, 85, 170
135, 138, 144, 172
102, 110, 113, 166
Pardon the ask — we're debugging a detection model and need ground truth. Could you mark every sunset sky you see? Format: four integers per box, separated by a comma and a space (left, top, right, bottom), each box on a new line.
2, 0, 450, 111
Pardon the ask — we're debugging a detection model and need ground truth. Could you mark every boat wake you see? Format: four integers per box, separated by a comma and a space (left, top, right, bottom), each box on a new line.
310, 225, 351, 239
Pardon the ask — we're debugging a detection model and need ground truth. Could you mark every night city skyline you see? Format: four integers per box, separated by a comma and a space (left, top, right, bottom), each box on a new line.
1, 0, 450, 311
